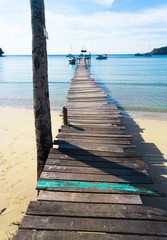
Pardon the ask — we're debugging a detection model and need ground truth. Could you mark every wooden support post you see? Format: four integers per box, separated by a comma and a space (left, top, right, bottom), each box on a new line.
63, 107, 68, 125
30, 0, 52, 180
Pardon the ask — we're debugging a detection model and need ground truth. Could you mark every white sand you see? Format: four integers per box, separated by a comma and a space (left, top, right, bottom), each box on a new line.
123, 117, 167, 211
0, 108, 167, 239
0, 108, 62, 239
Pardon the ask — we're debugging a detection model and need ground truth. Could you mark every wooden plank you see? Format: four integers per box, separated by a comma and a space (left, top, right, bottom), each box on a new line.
63, 109, 121, 114
56, 136, 131, 144
67, 119, 121, 123
55, 138, 131, 145
46, 158, 149, 170
44, 165, 146, 176
67, 98, 107, 102
56, 142, 135, 152
48, 152, 143, 162
60, 129, 126, 135
65, 104, 114, 109
67, 115, 123, 119
15, 230, 167, 240
67, 123, 123, 127
67, 114, 123, 118
40, 171, 152, 184
49, 148, 142, 157
67, 93, 107, 98
60, 125, 125, 131
60, 124, 124, 129
38, 191, 142, 204
57, 132, 132, 138
36, 179, 164, 196
48, 152, 144, 163
68, 89, 104, 92
65, 104, 109, 109
26, 201, 167, 220
19, 216, 167, 236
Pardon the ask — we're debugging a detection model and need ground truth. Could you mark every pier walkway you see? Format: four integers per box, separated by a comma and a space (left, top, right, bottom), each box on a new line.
15, 58, 167, 239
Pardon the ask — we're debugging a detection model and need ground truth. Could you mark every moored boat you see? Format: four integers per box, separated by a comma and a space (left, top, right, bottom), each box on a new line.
96, 54, 108, 60
68, 56, 76, 64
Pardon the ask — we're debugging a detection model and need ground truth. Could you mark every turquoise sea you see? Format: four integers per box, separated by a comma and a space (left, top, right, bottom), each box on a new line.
0, 55, 167, 117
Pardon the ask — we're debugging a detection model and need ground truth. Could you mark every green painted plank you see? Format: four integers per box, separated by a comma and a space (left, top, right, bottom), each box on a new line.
36, 179, 164, 196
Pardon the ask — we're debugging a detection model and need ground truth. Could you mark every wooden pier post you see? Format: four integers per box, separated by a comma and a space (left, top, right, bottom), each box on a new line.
63, 107, 68, 125
30, 0, 52, 180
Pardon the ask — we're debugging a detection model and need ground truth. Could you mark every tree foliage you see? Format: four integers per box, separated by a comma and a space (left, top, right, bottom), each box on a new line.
0, 48, 4, 56
150, 46, 167, 55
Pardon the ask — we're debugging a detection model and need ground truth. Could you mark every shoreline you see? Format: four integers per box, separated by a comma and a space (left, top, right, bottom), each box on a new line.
0, 107, 167, 239
1, 105, 167, 121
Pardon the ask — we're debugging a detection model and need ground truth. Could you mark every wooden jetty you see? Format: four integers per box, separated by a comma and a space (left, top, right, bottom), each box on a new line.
15, 58, 167, 239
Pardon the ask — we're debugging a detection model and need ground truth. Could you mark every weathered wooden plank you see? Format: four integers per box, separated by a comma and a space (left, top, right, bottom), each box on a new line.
57, 132, 131, 139
66, 114, 122, 118
36, 179, 164, 196
44, 165, 146, 176
67, 115, 123, 119
61, 124, 125, 131
40, 171, 152, 184
67, 123, 123, 127
49, 148, 142, 158
67, 119, 121, 124
65, 104, 109, 109
14, 230, 167, 240
55, 138, 131, 145
56, 142, 134, 152
68, 85, 101, 89
67, 97, 107, 101
68, 89, 104, 93
26, 201, 167, 220
46, 158, 148, 170
38, 191, 142, 204
60, 129, 126, 135
19, 216, 167, 236
65, 103, 115, 108
67, 93, 107, 98
48, 153, 142, 162
64, 109, 121, 114
67, 98, 107, 103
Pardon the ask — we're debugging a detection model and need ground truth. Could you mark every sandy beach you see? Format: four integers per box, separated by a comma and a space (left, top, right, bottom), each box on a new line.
0, 107, 167, 239
0, 108, 62, 239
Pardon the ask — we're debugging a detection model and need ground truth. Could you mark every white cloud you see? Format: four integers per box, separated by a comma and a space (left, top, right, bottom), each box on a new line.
0, 2, 167, 54
92, 0, 115, 7
44, 5, 167, 53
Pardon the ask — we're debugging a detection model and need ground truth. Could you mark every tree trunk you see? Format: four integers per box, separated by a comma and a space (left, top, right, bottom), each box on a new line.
30, 0, 52, 180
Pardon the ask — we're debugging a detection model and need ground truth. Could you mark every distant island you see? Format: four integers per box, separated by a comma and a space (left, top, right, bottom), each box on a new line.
135, 46, 167, 56
0, 48, 4, 56
150, 46, 167, 55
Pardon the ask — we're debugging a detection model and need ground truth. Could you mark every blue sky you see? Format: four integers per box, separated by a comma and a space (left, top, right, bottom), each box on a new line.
0, 0, 167, 54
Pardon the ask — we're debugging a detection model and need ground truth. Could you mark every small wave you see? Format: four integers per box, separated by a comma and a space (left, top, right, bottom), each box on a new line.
118, 106, 167, 113
97, 82, 167, 87
0, 81, 71, 84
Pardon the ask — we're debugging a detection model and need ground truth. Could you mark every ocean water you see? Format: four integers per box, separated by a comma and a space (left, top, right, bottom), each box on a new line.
0, 55, 167, 115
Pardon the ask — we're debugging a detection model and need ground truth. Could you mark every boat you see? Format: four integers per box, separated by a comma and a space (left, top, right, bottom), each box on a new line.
68, 56, 76, 64
79, 49, 91, 59
96, 54, 108, 60
66, 53, 73, 58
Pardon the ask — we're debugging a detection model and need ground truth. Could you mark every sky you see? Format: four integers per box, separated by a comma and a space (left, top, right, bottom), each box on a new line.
0, 0, 167, 55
